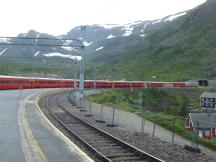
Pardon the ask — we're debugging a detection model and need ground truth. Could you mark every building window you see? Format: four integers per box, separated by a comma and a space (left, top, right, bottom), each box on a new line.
205, 131, 210, 137
201, 97, 205, 101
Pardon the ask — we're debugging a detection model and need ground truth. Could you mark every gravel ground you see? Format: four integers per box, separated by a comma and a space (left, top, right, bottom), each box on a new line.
61, 92, 216, 162
39, 91, 216, 162
71, 111, 215, 162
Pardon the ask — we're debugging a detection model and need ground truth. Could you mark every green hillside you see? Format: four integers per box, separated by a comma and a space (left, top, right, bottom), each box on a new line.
88, 0, 216, 81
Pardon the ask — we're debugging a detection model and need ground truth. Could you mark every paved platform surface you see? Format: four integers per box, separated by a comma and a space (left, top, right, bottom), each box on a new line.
0, 88, 92, 162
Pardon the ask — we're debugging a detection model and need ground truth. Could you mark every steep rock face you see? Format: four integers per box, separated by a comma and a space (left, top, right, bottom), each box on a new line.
184, 0, 216, 29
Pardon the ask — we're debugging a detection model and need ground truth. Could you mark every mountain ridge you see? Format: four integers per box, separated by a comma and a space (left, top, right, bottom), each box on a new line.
1, 1, 215, 81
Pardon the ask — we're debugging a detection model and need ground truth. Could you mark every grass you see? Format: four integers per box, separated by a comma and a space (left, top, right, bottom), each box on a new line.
87, 89, 216, 151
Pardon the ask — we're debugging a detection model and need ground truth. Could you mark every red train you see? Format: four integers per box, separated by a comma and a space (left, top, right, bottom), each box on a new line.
0, 75, 198, 90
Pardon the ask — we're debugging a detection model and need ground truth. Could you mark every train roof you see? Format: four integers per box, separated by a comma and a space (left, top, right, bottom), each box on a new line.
0, 75, 73, 81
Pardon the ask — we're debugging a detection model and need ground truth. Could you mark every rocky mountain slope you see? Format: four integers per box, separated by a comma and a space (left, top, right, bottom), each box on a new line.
0, 0, 215, 81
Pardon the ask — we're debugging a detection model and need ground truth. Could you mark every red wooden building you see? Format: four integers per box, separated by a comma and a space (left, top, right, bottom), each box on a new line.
186, 113, 216, 138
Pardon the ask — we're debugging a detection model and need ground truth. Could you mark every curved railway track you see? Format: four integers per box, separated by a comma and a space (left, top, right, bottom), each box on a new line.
39, 91, 163, 162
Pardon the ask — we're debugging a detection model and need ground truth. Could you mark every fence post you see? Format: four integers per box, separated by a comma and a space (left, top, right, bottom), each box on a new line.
80, 100, 87, 112
191, 120, 197, 148
96, 104, 105, 123
172, 117, 176, 144
107, 107, 118, 127
100, 104, 104, 121
195, 121, 200, 149
112, 108, 115, 125
141, 117, 145, 133
85, 101, 93, 117
152, 117, 156, 137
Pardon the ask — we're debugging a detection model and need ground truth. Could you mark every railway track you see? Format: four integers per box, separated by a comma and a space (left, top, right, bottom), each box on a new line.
40, 91, 163, 162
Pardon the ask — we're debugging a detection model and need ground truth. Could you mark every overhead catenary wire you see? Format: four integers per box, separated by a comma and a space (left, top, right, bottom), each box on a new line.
0, 1, 113, 48
70, 0, 113, 39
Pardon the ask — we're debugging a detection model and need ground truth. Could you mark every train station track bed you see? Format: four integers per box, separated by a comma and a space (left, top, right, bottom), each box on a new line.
38, 91, 216, 162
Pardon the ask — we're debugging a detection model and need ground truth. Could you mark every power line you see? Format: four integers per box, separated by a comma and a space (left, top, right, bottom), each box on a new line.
70, 0, 113, 39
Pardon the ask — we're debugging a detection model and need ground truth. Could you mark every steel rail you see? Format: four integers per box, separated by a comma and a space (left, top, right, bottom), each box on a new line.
46, 93, 111, 162
44, 92, 163, 162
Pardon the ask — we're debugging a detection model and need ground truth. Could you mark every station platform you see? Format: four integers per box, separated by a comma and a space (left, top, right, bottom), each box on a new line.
0, 88, 93, 162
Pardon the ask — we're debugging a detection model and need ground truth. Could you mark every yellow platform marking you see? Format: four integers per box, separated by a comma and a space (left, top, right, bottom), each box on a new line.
18, 93, 49, 162
36, 90, 94, 162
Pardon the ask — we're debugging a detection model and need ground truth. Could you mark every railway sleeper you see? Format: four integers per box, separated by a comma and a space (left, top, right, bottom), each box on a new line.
94, 145, 123, 150
83, 135, 111, 140
111, 155, 146, 162
67, 127, 95, 132
75, 134, 107, 140
68, 128, 95, 133
104, 152, 136, 158
57, 118, 78, 122
96, 147, 127, 153
63, 122, 82, 125
91, 143, 119, 148
87, 140, 115, 146
97, 149, 130, 155
87, 139, 113, 144
59, 118, 79, 122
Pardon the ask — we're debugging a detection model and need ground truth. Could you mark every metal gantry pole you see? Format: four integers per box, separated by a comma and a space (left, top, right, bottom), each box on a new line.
78, 56, 84, 108
79, 57, 84, 94
74, 72, 77, 90
94, 66, 96, 89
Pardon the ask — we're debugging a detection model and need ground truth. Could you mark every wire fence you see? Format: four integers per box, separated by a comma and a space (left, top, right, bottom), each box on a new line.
71, 93, 216, 155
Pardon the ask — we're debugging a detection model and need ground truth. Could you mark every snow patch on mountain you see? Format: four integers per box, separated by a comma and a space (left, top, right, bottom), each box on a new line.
126, 21, 143, 26
164, 12, 187, 21
140, 34, 145, 37
99, 24, 123, 29
123, 27, 134, 37
152, 19, 161, 24
0, 38, 9, 43
61, 46, 78, 52
34, 51, 40, 56
106, 35, 115, 39
43, 53, 81, 60
95, 46, 104, 51
0, 48, 7, 56
83, 41, 93, 47
141, 21, 150, 34
65, 40, 73, 44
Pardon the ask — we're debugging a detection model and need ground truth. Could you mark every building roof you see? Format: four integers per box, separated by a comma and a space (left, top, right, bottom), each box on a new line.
189, 113, 216, 129
200, 92, 216, 98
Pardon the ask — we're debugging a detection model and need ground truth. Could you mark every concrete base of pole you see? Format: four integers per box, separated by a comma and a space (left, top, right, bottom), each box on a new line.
71, 103, 76, 106
95, 119, 105, 123
80, 109, 87, 112
85, 114, 93, 117
184, 145, 201, 153
106, 124, 118, 127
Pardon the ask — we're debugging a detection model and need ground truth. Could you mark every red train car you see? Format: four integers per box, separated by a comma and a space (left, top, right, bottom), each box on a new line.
0, 75, 197, 90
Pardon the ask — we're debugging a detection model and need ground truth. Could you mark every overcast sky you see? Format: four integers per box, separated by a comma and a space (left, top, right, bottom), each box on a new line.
0, 0, 206, 36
